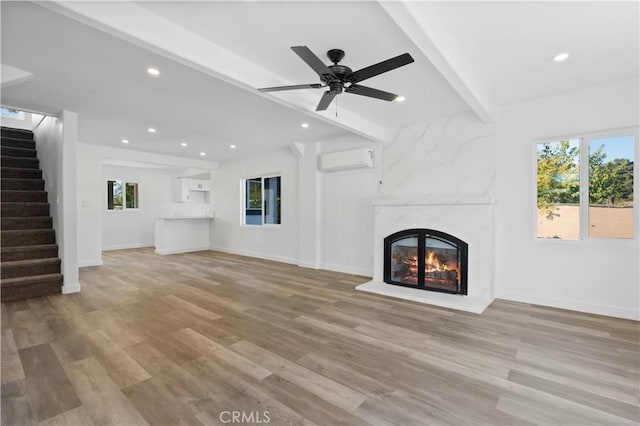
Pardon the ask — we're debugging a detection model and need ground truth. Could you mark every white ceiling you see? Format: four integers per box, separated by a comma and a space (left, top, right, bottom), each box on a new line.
432, 1, 639, 106
132, 1, 470, 127
0, 2, 353, 161
1, 1, 638, 162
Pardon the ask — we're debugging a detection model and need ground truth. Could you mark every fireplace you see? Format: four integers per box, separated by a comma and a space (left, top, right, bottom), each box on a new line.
384, 229, 468, 295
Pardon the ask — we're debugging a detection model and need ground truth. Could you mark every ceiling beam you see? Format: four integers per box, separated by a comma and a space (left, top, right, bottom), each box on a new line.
41, 1, 390, 143
379, 1, 495, 123
1, 65, 34, 89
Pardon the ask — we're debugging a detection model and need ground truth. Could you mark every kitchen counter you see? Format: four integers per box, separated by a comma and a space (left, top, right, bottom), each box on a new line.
154, 217, 213, 255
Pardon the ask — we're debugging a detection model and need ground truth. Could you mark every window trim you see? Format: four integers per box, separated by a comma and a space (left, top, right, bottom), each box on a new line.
533, 126, 638, 243
241, 174, 281, 227
106, 179, 141, 211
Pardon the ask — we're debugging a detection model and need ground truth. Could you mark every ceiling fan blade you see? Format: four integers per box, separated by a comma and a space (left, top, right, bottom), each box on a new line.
316, 91, 337, 111
347, 53, 414, 83
345, 84, 398, 101
291, 46, 336, 79
258, 83, 323, 92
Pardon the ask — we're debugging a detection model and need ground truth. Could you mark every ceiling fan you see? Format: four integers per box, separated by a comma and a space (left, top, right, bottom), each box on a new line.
258, 46, 414, 111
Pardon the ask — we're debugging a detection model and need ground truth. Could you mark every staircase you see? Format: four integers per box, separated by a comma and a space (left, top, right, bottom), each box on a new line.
1, 126, 62, 301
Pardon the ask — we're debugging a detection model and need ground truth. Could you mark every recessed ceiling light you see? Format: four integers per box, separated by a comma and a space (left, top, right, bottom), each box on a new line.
148, 128, 156, 133
200, 152, 206, 156
180, 142, 188, 147
229, 144, 237, 149
147, 68, 160, 76
121, 139, 129, 144
553, 52, 569, 62
301, 123, 309, 128
396, 96, 406, 102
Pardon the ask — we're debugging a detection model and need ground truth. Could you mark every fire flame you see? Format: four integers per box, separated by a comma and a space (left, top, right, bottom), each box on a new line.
426, 251, 452, 272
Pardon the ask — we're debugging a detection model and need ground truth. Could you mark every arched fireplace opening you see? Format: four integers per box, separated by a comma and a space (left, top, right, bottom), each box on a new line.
384, 229, 468, 295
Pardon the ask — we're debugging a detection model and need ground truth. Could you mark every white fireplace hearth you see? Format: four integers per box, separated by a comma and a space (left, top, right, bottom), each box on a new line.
356, 197, 496, 314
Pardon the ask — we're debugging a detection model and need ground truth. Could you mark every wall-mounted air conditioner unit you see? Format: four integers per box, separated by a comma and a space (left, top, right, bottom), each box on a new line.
318, 148, 374, 172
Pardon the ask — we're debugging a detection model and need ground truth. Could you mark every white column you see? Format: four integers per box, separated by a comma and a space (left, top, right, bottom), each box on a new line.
296, 142, 322, 269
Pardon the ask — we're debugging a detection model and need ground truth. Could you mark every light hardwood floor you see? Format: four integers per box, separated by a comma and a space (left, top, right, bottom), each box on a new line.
2, 248, 639, 425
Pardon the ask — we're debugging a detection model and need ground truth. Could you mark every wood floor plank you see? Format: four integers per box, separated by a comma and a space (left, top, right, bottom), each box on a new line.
85, 329, 151, 389
18, 343, 82, 422
122, 376, 204, 426
38, 406, 95, 426
2, 379, 37, 426
230, 340, 367, 413
172, 328, 272, 380
63, 357, 149, 426
2, 329, 26, 384
2, 248, 638, 426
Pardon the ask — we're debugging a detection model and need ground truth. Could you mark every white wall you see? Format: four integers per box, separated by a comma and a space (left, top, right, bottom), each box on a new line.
318, 137, 382, 276
494, 78, 639, 320
34, 112, 80, 293
102, 165, 170, 250
209, 149, 299, 264
77, 143, 216, 266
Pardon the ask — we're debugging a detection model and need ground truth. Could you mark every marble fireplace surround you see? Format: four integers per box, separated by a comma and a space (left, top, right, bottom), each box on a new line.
356, 198, 496, 314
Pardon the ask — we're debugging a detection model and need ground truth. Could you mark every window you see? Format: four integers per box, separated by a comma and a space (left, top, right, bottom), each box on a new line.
0, 107, 24, 120
536, 131, 635, 240
107, 180, 139, 210
243, 176, 281, 225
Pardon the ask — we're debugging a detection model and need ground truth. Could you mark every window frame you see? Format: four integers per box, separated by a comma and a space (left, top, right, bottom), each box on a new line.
106, 179, 140, 211
241, 174, 281, 227
533, 127, 638, 243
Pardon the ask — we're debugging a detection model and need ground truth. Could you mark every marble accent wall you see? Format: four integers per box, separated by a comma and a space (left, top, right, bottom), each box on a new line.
382, 111, 495, 201
357, 112, 497, 312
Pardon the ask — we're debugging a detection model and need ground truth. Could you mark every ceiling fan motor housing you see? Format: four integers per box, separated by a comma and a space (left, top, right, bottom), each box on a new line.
327, 49, 345, 64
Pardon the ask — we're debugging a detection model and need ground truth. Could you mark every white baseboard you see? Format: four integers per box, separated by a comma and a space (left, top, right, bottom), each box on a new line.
62, 282, 81, 294
155, 247, 210, 255
209, 246, 297, 265
298, 261, 320, 270
320, 262, 372, 277
78, 259, 103, 267
102, 242, 154, 251
496, 291, 640, 321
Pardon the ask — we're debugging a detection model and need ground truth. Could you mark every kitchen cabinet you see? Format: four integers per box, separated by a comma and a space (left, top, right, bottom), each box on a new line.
178, 178, 210, 202
189, 179, 210, 191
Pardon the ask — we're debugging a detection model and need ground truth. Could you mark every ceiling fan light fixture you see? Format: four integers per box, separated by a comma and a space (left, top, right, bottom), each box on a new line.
396, 96, 406, 102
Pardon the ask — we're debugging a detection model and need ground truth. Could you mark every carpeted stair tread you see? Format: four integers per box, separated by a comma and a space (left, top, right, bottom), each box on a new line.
1, 258, 61, 279
1, 156, 39, 169
1, 273, 63, 287
1, 137, 36, 150
1, 178, 45, 190
1, 168, 43, 179
1, 244, 59, 261
1, 146, 37, 158
1, 127, 34, 140
1, 280, 62, 302
1, 190, 47, 202
1, 229, 56, 246
1, 202, 50, 217
1, 217, 53, 230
